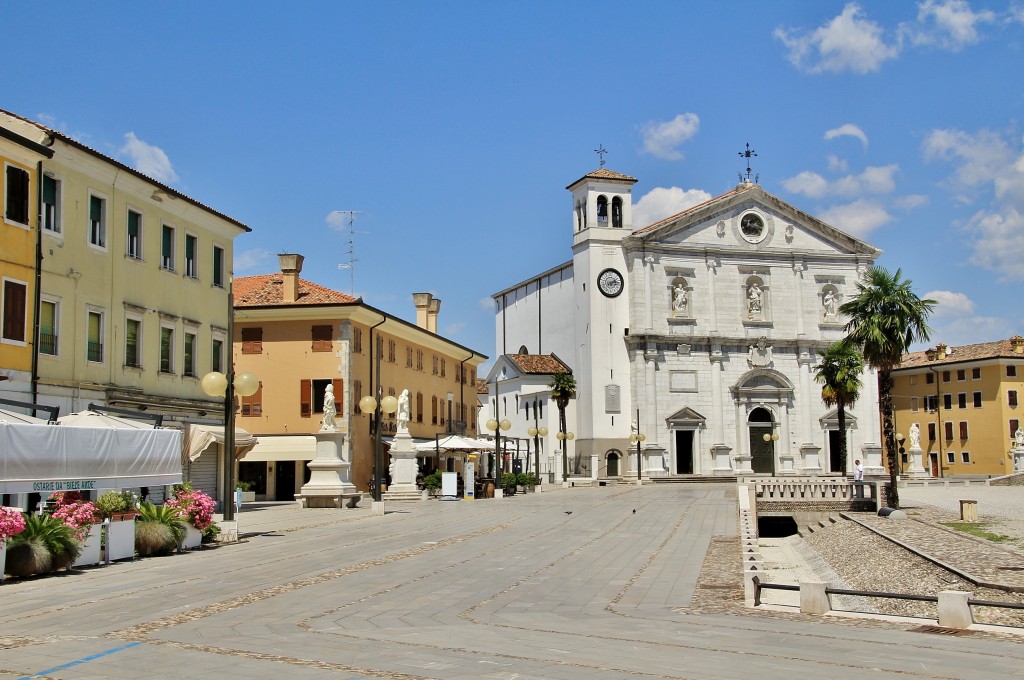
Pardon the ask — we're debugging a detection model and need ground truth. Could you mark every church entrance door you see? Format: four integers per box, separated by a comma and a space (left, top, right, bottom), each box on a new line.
675, 430, 694, 474
607, 451, 620, 477
748, 407, 775, 474
828, 430, 843, 473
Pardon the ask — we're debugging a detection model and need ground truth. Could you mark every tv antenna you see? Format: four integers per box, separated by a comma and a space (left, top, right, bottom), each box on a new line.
331, 210, 364, 295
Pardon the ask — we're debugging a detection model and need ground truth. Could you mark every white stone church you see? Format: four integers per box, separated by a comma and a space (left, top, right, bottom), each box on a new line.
490, 167, 884, 480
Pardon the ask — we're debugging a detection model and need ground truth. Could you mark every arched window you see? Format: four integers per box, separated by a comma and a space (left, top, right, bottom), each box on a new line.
597, 195, 608, 224
612, 197, 623, 228
575, 201, 583, 231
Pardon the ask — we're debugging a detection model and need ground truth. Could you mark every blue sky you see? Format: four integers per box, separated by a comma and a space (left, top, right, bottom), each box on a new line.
5, 1, 1024, 368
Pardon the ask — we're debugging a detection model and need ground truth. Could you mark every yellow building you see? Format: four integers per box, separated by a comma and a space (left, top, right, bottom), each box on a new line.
233, 254, 487, 499
0, 124, 52, 400
892, 338, 1024, 478
0, 110, 250, 420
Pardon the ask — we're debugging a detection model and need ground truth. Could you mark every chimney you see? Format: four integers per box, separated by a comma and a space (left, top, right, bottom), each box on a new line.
1012, 336, 1024, 354
278, 253, 304, 304
925, 348, 936, 362
936, 343, 948, 360
413, 293, 432, 330
427, 298, 441, 334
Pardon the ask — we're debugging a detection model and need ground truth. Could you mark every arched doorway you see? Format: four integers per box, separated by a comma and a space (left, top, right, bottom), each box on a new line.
748, 407, 775, 474
607, 450, 620, 477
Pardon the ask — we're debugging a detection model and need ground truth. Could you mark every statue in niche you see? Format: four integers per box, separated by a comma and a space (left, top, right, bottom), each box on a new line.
321, 384, 337, 431
823, 289, 838, 319
672, 283, 687, 316
397, 389, 411, 433
1016, 426, 1024, 448
909, 423, 920, 449
747, 282, 763, 319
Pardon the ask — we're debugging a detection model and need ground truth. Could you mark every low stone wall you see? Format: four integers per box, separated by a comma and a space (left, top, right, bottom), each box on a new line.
990, 473, 1024, 487
758, 500, 876, 514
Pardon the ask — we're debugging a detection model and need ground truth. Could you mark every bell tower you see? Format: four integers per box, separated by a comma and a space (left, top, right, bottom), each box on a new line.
567, 165, 637, 474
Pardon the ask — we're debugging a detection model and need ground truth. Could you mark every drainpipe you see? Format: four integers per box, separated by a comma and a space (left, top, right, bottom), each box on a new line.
369, 316, 386, 501
928, 366, 944, 478
31, 160, 43, 403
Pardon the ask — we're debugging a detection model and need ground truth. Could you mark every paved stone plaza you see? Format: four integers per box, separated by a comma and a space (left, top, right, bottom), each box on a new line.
2, 484, 1024, 679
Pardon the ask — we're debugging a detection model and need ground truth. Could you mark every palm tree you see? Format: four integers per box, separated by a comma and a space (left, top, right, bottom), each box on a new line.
549, 372, 576, 482
840, 267, 934, 509
814, 340, 864, 475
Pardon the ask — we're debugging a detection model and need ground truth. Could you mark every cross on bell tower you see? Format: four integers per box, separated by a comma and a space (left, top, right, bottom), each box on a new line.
737, 142, 759, 184
594, 144, 608, 168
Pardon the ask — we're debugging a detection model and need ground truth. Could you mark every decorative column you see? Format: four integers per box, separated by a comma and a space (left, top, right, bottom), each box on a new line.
798, 345, 822, 475
710, 345, 732, 473
734, 400, 753, 474
706, 255, 720, 334
779, 403, 796, 475
644, 255, 655, 331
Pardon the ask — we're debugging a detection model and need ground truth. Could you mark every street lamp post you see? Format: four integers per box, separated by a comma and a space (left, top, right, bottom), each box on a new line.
896, 432, 906, 474
201, 279, 259, 523
762, 431, 780, 474
485, 417, 511, 480
527, 423, 548, 485
556, 429, 574, 482
630, 429, 646, 483
358, 392, 398, 502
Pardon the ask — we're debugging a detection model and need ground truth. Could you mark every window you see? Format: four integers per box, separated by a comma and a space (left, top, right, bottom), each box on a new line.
124, 317, 141, 368
87, 310, 103, 362
925, 395, 939, 412
4, 164, 30, 226
185, 234, 198, 278
944, 421, 954, 440
440, 358, 446, 378
127, 210, 143, 260
942, 371, 951, 383
161, 225, 175, 270
352, 327, 362, 354
1012, 419, 1020, 440
958, 393, 967, 409
311, 325, 332, 351
387, 339, 396, 363
1010, 390, 1019, 408
909, 375, 917, 386
928, 423, 936, 441
406, 346, 413, 368
353, 380, 362, 411
957, 369, 966, 381
926, 372, 935, 384
972, 367, 981, 380
183, 331, 197, 377
240, 382, 263, 416
212, 246, 225, 288
211, 336, 224, 374
300, 378, 343, 418
160, 326, 174, 373
943, 394, 952, 410
241, 327, 263, 354
973, 392, 982, 408
431, 396, 437, 425
432, 355, 438, 375
416, 349, 423, 371
910, 397, 919, 413
1009, 365, 1018, 377
959, 421, 968, 439
416, 392, 423, 422
1, 279, 27, 343
38, 299, 58, 356
42, 174, 60, 233
962, 451, 971, 463
89, 194, 106, 247
946, 451, 955, 464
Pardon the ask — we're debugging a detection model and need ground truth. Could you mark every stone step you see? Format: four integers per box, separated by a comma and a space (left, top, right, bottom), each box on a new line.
650, 475, 738, 484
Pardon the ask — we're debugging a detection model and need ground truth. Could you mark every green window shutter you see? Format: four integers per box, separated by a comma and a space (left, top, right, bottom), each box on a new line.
43, 175, 56, 204
162, 227, 172, 255
90, 195, 102, 221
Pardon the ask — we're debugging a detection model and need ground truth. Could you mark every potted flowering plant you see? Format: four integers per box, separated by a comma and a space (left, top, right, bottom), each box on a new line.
96, 492, 129, 520
165, 484, 215, 549
1, 506, 27, 583
51, 498, 102, 568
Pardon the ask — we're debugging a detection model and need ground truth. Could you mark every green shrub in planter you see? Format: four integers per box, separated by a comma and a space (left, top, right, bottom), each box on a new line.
500, 472, 518, 493
516, 473, 538, 488
96, 491, 128, 519
135, 502, 186, 557
421, 471, 442, 492
5, 514, 81, 577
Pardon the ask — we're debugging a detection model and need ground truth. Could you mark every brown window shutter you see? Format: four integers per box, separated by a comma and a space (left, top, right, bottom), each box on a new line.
300, 379, 312, 417
332, 379, 344, 415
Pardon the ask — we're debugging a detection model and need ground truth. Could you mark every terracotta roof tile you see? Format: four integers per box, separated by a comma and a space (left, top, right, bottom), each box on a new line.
897, 337, 1024, 369
476, 378, 489, 394
566, 167, 638, 189
507, 354, 571, 375
234, 274, 358, 307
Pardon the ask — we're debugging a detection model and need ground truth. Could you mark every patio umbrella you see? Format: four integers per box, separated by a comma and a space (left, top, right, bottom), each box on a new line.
57, 410, 156, 429
0, 408, 51, 425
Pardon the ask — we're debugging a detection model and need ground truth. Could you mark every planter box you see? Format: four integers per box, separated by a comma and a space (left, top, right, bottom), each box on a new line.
106, 518, 136, 562
73, 523, 103, 567
239, 491, 256, 503
179, 524, 203, 551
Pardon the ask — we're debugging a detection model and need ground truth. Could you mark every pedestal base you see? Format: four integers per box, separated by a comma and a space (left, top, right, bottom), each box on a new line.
907, 445, 930, 478
296, 431, 360, 509
799, 444, 822, 476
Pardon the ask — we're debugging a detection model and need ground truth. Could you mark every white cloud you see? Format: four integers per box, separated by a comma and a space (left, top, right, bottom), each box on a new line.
964, 208, 1024, 282
632, 186, 713, 229
928, 314, 1017, 348
478, 296, 495, 310
782, 164, 898, 198
233, 248, 275, 275
819, 199, 893, 237
443, 322, 467, 337
774, 3, 900, 74
903, 0, 996, 50
893, 194, 929, 209
119, 132, 178, 184
827, 155, 849, 173
824, 123, 869, 148
922, 289, 975, 317
639, 113, 700, 160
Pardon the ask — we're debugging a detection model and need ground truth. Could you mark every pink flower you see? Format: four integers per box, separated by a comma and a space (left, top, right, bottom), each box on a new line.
0, 506, 26, 541
165, 489, 216, 530
52, 501, 98, 542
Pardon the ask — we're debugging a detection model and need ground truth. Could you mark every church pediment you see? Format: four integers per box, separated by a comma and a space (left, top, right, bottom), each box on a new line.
819, 407, 859, 428
629, 183, 879, 257
666, 406, 706, 426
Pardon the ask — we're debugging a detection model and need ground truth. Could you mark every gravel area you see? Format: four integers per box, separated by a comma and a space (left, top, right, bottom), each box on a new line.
801, 484, 1024, 627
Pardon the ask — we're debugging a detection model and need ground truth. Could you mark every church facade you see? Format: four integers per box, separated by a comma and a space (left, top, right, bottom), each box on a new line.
492, 168, 884, 479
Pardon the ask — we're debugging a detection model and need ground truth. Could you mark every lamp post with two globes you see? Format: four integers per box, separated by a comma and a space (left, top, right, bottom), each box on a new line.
556, 429, 575, 482
486, 417, 511, 479
527, 424, 548, 483
359, 392, 398, 502
200, 369, 259, 523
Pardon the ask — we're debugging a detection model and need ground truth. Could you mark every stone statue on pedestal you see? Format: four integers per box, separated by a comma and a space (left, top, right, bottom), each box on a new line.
320, 384, 337, 431
909, 423, 920, 449
397, 389, 410, 433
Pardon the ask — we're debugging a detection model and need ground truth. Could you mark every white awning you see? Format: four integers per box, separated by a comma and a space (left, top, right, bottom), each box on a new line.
0, 421, 183, 494
240, 435, 316, 462
182, 424, 258, 463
